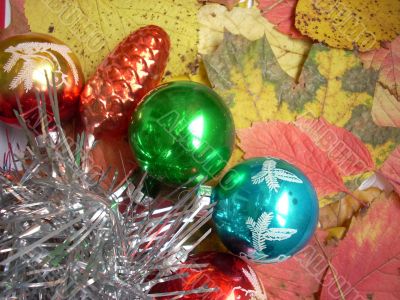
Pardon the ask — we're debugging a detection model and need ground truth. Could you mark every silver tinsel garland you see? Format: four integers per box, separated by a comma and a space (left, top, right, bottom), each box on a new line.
0, 77, 215, 299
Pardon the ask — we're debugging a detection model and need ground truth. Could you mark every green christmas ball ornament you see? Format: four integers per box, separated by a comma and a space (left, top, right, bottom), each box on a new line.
128, 81, 235, 186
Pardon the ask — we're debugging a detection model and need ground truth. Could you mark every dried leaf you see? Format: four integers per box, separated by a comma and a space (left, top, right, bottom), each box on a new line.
258, 0, 307, 39
321, 192, 400, 299
319, 188, 382, 229
327, 227, 346, 240
295, 117, 374, 176
295, 0, 400, 51
199, 0, 240, 10
372, 84, 400, 128
25, 0, 200, 79
238, 121, 348, 197
198, 4, 311, 78
0, 0, 29, 40
252, 230, 331, 299
380, 146, 400, 196
360, 36, 400, 100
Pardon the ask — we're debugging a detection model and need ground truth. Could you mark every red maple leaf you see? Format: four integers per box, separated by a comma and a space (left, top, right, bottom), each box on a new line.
321, 192, 400, 300
295, 117, 374, 176
238, 121, 348, 197
258, 0, 308, 39
359, 36, 400, 101
252, 230, 332, 299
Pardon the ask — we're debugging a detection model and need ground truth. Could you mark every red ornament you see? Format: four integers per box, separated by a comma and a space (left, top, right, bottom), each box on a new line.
0, 33, 83, 131
151, 252, 267, 299
80, 25, 170, 138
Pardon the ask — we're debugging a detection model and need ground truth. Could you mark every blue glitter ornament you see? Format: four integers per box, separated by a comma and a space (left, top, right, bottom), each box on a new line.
212, 157, 319, 263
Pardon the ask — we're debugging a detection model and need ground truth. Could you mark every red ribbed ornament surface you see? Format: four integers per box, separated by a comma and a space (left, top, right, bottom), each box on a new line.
80, 25, 170, 138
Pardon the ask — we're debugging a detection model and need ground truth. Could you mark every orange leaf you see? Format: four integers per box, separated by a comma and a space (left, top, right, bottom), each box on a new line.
295, 117, 374, 176
372, 84, 400, 128
321, 192, 400, 300
360, 36, 400, 100
319, 188, 382, 229
380, 146, 400, 196
238, 121, 348, 197
258, 0, 307, 39
252, 230, 332, 299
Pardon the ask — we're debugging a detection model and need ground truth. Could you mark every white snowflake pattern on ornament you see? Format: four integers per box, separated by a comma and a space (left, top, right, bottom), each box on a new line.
3, 42, 79, 92
231, 266, 268, 299
246, 212, 297, 259
251, 159, 303, 192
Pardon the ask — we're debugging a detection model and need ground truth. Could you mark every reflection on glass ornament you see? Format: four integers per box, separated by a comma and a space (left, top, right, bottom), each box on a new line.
150, 251, 267, 299
129, 81, 235, 186
0, 33, 83, 130
212, 157, 319, 263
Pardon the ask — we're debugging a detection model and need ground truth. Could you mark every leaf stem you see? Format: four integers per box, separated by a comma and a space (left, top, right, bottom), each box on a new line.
314, 235, 346, 300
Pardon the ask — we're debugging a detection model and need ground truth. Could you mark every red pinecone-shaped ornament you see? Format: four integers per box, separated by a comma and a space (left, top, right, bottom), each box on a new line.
80, 25, 170, 138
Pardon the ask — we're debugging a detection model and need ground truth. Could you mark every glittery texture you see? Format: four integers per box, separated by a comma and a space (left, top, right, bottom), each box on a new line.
0, 79, 214, 299
80, 25, 170, 138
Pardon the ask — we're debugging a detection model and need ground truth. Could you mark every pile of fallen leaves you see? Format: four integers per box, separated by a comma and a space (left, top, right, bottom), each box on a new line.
2, 0, 400, 299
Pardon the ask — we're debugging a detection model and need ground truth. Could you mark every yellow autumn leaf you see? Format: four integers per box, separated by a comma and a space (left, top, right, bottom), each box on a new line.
327, 227, 346, 240
25, 0, 200, 79
162, 61, 211, 86
204, 33, 400, 180
198, 4, 311, 79
204, 34, 376, 130
295, 0, 400, 51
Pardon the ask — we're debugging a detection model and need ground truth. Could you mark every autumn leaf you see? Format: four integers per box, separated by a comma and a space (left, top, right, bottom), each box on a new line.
0, 0, 29, 41
198, 4, 311, 78
238, 121, 348, 197
25, 0, 200, 79
372, 84, 400, 128
295, 117, 374, 176
204, 32, 399, 171
360, 36, 400, 101
258, 0, 307, 40
295, 0, 400, 51
198, 0, 240, 10
319, 188, 382, 229
163, 61, 211, 87
380, 146, 400, 196
252, 230, 331, 299
321, 192, 400, 300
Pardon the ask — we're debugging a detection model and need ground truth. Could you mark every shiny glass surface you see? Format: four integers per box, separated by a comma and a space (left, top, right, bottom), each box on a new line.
212, 157, 319, 263
129, 81, 235, 186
